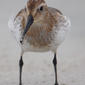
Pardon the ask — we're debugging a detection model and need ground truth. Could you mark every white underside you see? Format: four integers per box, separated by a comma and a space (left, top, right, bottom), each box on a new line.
8, 14, 71, 52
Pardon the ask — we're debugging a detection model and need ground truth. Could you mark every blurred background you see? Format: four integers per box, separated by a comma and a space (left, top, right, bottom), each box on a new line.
0, 0, 85, 85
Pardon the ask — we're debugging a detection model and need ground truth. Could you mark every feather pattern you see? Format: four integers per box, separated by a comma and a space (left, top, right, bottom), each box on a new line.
8, 6, 71, 52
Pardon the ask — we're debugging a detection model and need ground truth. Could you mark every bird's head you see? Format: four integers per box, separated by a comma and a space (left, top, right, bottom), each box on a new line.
21, 0, 48, 43
26, 0, 48, 22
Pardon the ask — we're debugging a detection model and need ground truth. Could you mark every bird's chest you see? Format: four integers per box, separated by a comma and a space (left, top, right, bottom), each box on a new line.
25, 24, 54, 47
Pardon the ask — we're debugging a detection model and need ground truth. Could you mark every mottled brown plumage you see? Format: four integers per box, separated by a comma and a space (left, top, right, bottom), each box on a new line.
15, 4, 62, 47
8, 0, 71, 85
8, 0, 70, 51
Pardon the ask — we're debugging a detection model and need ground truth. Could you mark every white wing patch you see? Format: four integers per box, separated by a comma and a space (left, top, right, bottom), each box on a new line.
50, 15, 71, 51
57, 15, 71, 31
8, 15, 23, 43
56, 15, 71, 43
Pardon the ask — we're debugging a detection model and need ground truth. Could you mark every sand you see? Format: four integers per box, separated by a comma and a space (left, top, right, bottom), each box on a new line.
0, 0, 85, 85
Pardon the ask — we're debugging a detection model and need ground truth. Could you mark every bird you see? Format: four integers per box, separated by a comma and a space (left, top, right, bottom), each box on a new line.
8, 0, 71, 85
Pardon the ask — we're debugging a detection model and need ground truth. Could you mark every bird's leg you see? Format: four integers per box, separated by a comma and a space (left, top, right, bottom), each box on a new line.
53, 53, 59, 85
19, 56, 24, 85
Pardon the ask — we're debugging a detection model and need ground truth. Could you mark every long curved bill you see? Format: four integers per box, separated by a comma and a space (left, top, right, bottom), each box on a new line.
20, 14, 34, 43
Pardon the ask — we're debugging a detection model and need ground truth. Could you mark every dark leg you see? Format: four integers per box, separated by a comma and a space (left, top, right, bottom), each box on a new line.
19, 56, 24, 85
53, 53, 59, 85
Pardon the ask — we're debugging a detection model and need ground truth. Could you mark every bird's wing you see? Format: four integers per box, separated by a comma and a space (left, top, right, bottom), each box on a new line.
48, 7, 71, 31
48, 7, 71, 46
8, 9, 26, 42
48, 7, 62, 15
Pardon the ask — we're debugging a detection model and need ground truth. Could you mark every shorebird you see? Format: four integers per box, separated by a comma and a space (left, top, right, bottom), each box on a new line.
8, 0, 71, 85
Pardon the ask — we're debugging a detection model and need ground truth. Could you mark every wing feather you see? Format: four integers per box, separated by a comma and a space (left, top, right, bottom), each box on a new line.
8, 15, 23, 42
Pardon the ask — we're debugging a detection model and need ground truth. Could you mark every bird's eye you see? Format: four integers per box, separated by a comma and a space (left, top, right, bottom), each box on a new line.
39, 6, 43, 11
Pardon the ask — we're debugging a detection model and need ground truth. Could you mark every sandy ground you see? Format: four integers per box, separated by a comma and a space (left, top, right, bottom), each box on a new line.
0, 0, 85, 85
